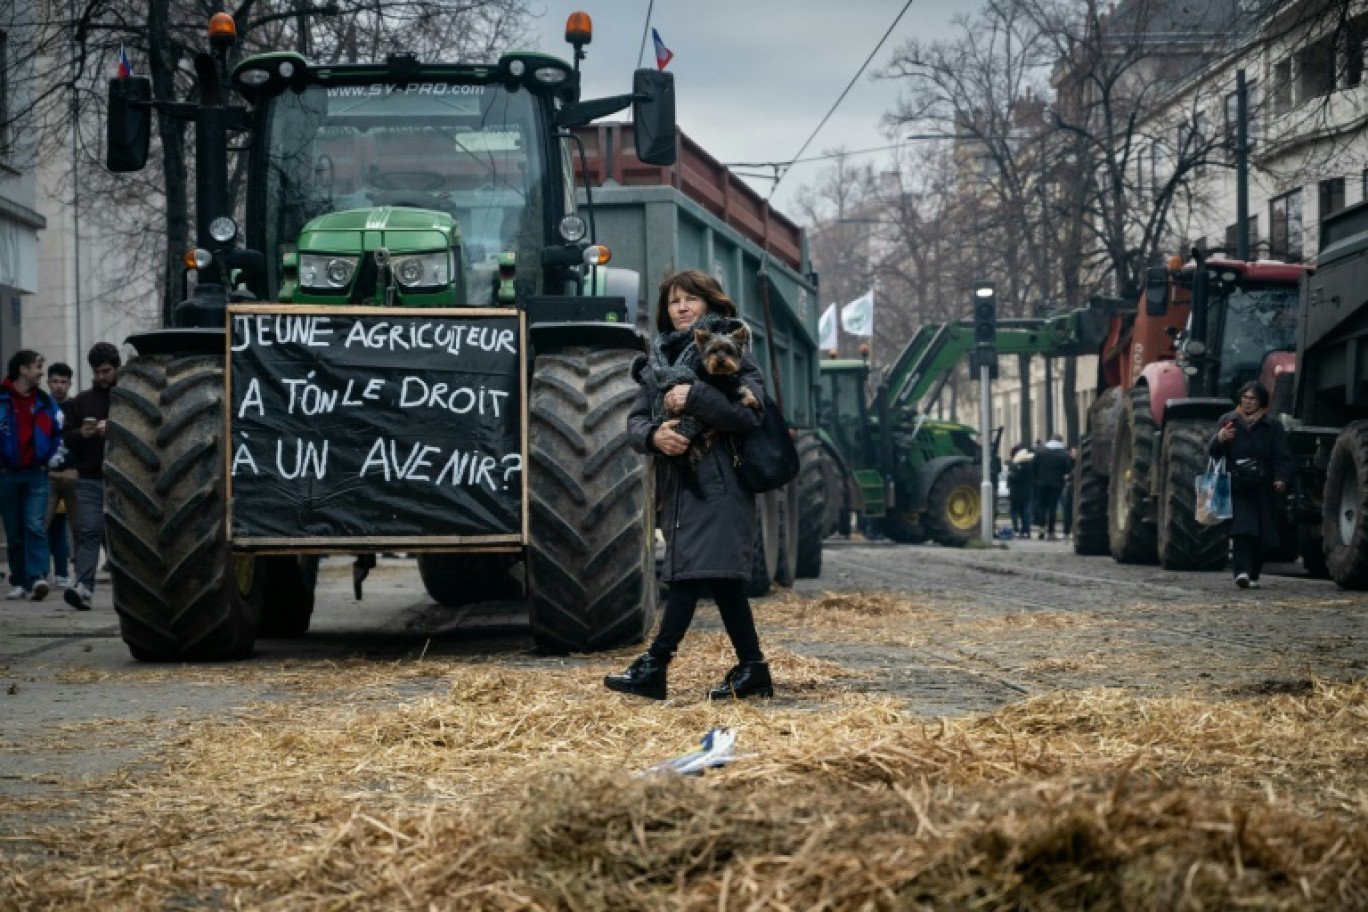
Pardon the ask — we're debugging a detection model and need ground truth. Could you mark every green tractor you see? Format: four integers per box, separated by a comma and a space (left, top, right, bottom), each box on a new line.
817, 300, 1114, 546
818, 358, 991, 546
102, 11, 675, 660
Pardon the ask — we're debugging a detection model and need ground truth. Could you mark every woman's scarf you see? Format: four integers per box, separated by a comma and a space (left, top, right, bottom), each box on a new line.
637, 311, 738, 442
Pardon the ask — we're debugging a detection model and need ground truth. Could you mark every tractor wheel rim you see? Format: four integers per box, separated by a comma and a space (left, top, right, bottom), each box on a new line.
1337, 469, 1358, 544
1112, 432, 1132, 533
948, 485, 979, 530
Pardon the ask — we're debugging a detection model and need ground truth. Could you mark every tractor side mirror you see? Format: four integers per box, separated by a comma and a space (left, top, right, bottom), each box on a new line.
107, 76, 152, 172
631, 69, 676, 166
1144, 266, 1169, 317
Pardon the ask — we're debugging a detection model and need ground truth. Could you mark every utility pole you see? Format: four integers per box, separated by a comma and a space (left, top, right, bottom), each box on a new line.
1236, 70, 1249, 260
973, 281, 998, 543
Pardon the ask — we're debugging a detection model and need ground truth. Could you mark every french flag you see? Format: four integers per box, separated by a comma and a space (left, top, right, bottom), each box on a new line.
116, 45, 133, 78
652, 28, 673, 71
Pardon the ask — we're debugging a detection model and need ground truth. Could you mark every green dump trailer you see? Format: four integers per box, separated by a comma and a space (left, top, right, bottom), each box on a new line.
573, 123, 826, 589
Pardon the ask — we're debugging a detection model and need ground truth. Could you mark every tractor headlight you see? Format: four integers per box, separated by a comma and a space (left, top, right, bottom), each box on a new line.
392, 252, 451, 289
209, 216, 237, 243
299, 254, 359, 290
558, 214, 587, 243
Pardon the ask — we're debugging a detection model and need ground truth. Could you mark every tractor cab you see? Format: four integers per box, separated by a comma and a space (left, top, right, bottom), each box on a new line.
1172, 258, 1305, 407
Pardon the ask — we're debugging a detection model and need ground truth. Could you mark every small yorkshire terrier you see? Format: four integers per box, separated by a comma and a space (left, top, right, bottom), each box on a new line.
680, 324, 762, 463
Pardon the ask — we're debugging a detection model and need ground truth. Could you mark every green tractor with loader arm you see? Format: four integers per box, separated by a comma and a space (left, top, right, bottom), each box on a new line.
102, 11, 675, 660
817, 299, 1114, 546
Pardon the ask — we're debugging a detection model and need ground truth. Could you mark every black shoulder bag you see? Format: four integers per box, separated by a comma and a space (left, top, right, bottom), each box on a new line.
733, 394, 800, 494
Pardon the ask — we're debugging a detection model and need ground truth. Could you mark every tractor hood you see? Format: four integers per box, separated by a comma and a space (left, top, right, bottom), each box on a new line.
283, 206, 466, 307
299, 206, 459, 256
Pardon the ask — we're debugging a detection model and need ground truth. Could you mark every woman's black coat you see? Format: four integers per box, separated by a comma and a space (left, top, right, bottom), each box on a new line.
627, 353, 765, 582
1207, 411, 1294, 548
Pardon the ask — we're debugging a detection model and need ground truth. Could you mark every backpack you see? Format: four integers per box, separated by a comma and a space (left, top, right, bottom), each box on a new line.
731, 394, 800, 495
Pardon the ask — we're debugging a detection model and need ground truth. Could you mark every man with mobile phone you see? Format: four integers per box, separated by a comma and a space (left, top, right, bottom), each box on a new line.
62, 343, 121, 611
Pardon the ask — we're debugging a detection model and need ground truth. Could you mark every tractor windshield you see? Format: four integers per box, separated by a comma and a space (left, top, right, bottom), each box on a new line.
260, 83, 546, 304
1215, 282, 1300, 400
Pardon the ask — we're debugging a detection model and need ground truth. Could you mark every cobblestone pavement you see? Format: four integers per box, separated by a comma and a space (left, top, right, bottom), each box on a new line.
2, 540, 1363, 799
794, 537, 1368, 715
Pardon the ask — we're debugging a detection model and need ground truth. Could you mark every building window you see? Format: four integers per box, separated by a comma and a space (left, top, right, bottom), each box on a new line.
1320, 177, 1346, 218
1338, 16, 1368, 88
1272, 59, 1293, 115
1297, 37, 1336, 102
1270, 190, 1304, 261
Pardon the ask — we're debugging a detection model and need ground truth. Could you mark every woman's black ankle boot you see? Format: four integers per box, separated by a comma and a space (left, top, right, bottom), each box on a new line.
708, 661, 773, 700
604, 654, 669, 700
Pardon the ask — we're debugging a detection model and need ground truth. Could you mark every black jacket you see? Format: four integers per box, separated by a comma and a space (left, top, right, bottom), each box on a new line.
1033, 443, 1073, 489
627, 354, 765, 582
1207, 411, 1293, 547
63, 383, 113, 480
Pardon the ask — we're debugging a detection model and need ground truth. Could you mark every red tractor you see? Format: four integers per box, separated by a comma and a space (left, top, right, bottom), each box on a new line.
1073, 251, 1308, 571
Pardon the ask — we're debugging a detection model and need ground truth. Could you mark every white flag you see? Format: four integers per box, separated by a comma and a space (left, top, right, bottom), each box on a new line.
819, 303, 838, 351
841, 289, 874, 336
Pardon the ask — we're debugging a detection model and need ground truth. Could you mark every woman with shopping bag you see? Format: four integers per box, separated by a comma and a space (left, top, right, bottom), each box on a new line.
1207, 381, 1293, 589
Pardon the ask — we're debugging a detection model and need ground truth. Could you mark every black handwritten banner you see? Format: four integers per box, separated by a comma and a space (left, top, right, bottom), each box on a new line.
226, 306, 525, 544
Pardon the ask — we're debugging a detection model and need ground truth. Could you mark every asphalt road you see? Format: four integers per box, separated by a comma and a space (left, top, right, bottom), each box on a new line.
3, 538, 1364, 800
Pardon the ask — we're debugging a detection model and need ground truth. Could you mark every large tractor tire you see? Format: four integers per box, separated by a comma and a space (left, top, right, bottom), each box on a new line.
105, 354, 259, 661
924, 462, 981, 548
794, 433, 826, 578
1323, 421, 1368, 589
417, 553, 522, 607
246, 555, 321, 639
1107, 386, 1159, 564
526, 349, 656, 653
774, 482, 799, 588
745, 491, 781, 598
1156, 420, 1229, 571
1072, 434, 1110, 555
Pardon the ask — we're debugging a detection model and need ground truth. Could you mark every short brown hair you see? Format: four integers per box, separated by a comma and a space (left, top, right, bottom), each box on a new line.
654, 269, 737, 334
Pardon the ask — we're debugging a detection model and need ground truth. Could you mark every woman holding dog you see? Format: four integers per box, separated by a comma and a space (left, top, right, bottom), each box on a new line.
605, 269, 773, 701
1208, 381, 1293, 589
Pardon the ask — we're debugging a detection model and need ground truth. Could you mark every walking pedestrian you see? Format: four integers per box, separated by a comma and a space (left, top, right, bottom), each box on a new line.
605, 269, 772, 701
1208, 381, 1292, 589
44, 362, 77, 588
0, 350, 62, 600
1006, 444, 1034, 537
62, 343, 120, 611
1032, 434, 1073, 540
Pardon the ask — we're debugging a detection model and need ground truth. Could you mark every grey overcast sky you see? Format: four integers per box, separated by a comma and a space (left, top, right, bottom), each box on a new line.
533, 1, 977, 221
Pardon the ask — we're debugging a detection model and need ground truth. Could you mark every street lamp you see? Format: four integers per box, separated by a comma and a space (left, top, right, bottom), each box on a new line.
972, 280, 997, 544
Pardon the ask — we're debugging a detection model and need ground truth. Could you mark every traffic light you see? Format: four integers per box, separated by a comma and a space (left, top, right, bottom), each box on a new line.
973, 282, 996, 345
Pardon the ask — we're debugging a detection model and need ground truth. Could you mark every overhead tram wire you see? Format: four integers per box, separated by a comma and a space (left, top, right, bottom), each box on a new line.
764, 0, 917, 202
724, 136, 970, 178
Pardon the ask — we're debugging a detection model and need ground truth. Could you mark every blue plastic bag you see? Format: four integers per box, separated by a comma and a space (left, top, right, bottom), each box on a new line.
1195, 459, 1232, 525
